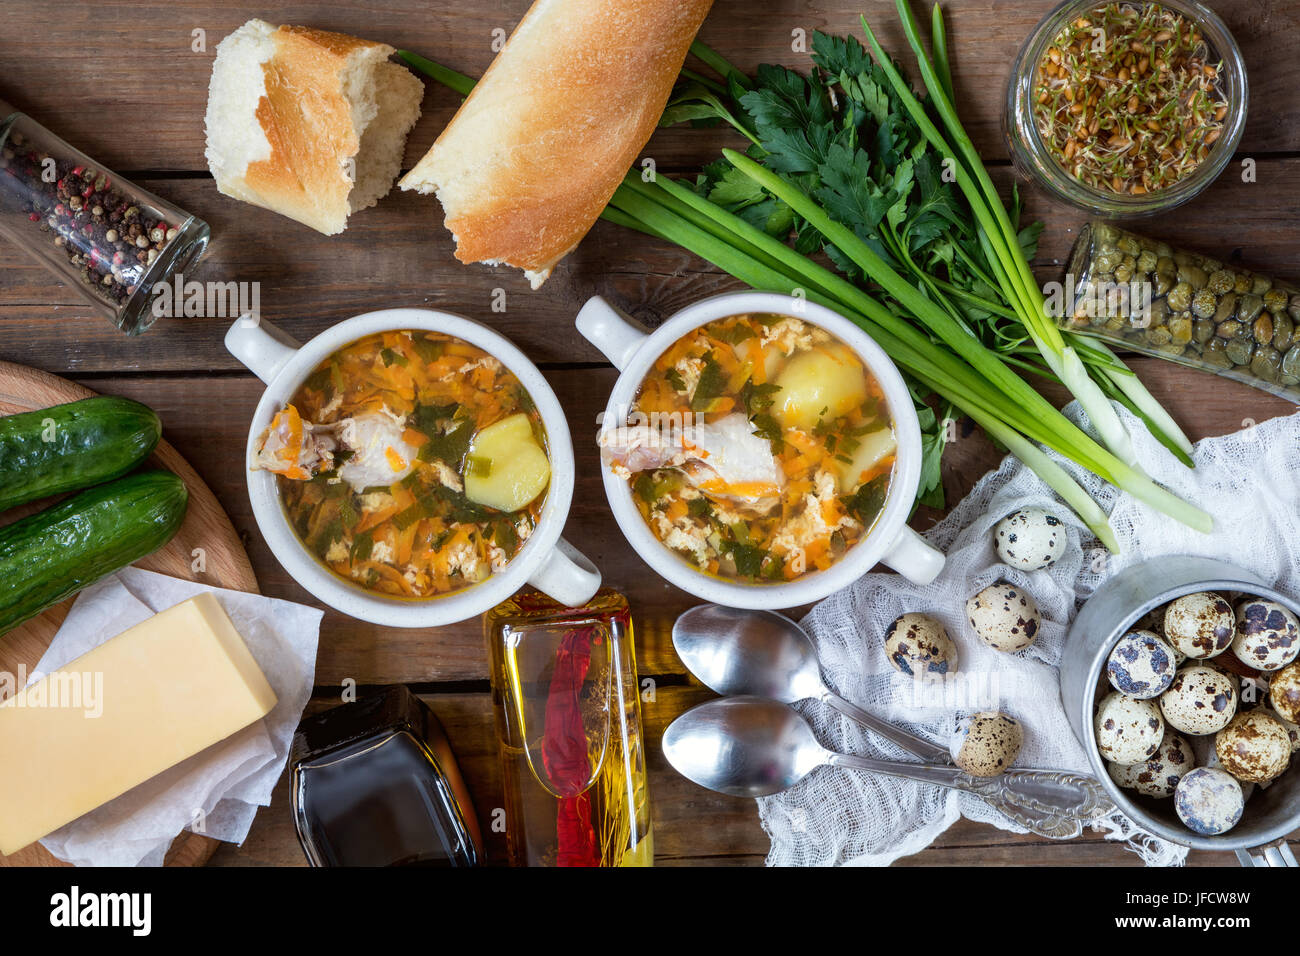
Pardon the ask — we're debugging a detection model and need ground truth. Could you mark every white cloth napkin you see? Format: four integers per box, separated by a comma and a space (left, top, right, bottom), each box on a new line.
758, 403, 1300, 867
33, 567, 322, 866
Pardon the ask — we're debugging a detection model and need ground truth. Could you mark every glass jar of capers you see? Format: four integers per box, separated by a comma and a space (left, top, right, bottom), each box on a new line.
1063, 222, 1300, 399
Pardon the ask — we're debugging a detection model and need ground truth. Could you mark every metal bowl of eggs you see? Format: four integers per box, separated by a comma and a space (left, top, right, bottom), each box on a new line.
1060, 555, 1300, 864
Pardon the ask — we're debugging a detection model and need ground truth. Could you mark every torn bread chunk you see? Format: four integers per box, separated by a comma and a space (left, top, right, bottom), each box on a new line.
204, 19, 423, 235
399, 0, 713, 287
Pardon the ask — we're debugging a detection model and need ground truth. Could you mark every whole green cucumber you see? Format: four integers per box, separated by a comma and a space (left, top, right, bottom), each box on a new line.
0, 396, 161, 512
0, 469, 188, 636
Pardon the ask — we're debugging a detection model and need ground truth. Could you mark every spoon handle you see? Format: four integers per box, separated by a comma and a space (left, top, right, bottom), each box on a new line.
818, 691, 952, 764
825, 754, 1114, 839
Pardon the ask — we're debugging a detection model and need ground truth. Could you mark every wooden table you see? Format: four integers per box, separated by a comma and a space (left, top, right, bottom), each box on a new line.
1, 0, 1297, 867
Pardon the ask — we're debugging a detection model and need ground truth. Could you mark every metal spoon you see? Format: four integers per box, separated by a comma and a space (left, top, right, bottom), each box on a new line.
663, 697, 1114, 840
672, 604, 951, 763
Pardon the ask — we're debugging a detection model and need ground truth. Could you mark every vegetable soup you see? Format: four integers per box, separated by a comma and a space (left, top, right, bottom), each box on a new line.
253, 330, 551, 598
601, 313, 895, 583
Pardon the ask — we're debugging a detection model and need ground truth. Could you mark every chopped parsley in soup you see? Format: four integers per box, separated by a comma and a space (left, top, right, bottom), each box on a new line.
252, 330, 550, 598
600, 313, 895, 583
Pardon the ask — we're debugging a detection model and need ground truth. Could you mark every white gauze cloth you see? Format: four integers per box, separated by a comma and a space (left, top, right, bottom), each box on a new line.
758, 403, 1300, 867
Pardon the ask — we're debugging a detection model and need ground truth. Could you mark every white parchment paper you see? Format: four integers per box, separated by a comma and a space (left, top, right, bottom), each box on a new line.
32, 567, 322, 866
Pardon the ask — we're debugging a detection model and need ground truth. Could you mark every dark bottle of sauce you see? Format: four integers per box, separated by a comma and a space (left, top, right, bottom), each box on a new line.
290, 685, 482, 867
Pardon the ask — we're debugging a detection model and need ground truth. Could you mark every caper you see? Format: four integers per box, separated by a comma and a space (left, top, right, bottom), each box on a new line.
1173, 251, 1195, 269
1168, 316, 1193, 346
1203, 338, 1233, 368
1211, 292, 1237, 323
1263, 289, 1289, 314
1167, 282, 1192, 312
1095, 251, 1121, 274
1288, 294, 1300, 322
1191, 290, 1218, 319
1234, 274, 1253, 295
1201, 257, 1223, 273
1250, 347, 1283, 383
1177, 265, 1208, 290
1154, 242, 1174, 258
1272, 312, 1294, 351
1156, 343, 1187, 358
1118, 237, 1141, 257
1207, 270, 1235, 296
1146, 326, 1172, 347
1216, 319, 1242, 338
1237, 294, 1265, 323
1193, 319, 1215, 344
1105, 314, 1128, 332
1281, 347, 1300, 385
1137, 250, 1158, 274
1253, 313, 1274, 346
1094, 224, 1120, 246
1146, 297, 1170, 326
1156, 256, 1176, 277
1225, 337, 1255, 366
1115, 262, 1134, 284
1251, 274, 1273, 296
1153, 272, 1173, 296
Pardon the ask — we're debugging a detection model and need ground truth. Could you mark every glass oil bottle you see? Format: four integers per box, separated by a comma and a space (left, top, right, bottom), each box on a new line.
484, 588, 652, 867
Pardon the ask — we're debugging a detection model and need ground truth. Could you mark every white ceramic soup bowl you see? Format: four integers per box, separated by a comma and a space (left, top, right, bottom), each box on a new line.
226, 308, 600, 627
576, 292, 945, 610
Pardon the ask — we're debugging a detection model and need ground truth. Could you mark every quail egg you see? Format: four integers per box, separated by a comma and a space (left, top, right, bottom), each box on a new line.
1163, 592, 1235, 659
1159, 665, 1239, 735
1095, 691, 1165, 764
1270, 660, 1300, 725
966, 583, 1041, 653
950, 712, 1024, 777
1106, 630, 1177, 699
1107, 732, 1194, 798
1215, 711, 1293, 783
884, 613, 957, 676
1232, 598, 1300, 671
994, 508, 1066, 571
1174, 767, 1244, 835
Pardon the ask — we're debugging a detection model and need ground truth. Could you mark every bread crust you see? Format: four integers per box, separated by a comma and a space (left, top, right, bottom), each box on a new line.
207, 22, 420, 235
402, 0, 714, 286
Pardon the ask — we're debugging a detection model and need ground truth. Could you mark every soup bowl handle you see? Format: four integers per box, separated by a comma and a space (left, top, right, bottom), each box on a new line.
526, 537, 602, 609
879, 525, 945, 586
225, 315, 303, 385
575, 296, 649, 371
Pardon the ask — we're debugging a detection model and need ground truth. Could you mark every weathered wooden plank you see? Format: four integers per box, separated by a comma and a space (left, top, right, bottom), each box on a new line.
0, 0, 1291, 177
0, 156, 1298, 376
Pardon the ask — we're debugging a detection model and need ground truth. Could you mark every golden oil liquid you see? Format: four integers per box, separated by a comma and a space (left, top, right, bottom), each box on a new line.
485, 589, 653, 867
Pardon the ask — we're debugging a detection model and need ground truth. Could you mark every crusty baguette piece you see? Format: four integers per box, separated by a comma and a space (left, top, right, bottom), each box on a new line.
205, 20, 423, 235
400, 0, 713, 288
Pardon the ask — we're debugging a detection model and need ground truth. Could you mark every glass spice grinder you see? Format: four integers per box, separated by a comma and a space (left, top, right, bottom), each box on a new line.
0, 96, 210, 335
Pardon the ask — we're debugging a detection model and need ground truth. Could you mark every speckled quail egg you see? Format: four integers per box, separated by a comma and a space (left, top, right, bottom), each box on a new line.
1260, 702, 1300, 753
1175, 767, 1244, 835
966, 583, 1041, 653
1269, 660, 1300, 725
950, 711, 1024, 777
883, 613, 957, 676
1232, 598, 1300, 672
1163, 592, 1235, 659
1215, 711, 1293, 783
994, 508, 1066, 571
1095, 691, 1165, 764
1107, 732, 1194, 798
1106, 630, 1178, 699
1160, 665, 1239, 735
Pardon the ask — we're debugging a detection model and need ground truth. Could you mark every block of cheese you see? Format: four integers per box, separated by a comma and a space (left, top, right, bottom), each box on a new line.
0, 592, 277, 856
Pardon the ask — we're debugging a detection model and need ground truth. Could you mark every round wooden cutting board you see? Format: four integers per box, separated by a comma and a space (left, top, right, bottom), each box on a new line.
0, 361, 260, 867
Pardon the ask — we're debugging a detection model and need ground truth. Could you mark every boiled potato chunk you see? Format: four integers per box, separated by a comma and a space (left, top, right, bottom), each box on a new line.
836, 427, 897, 493
464, 413, 551, 512
772, 346, 868, 430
